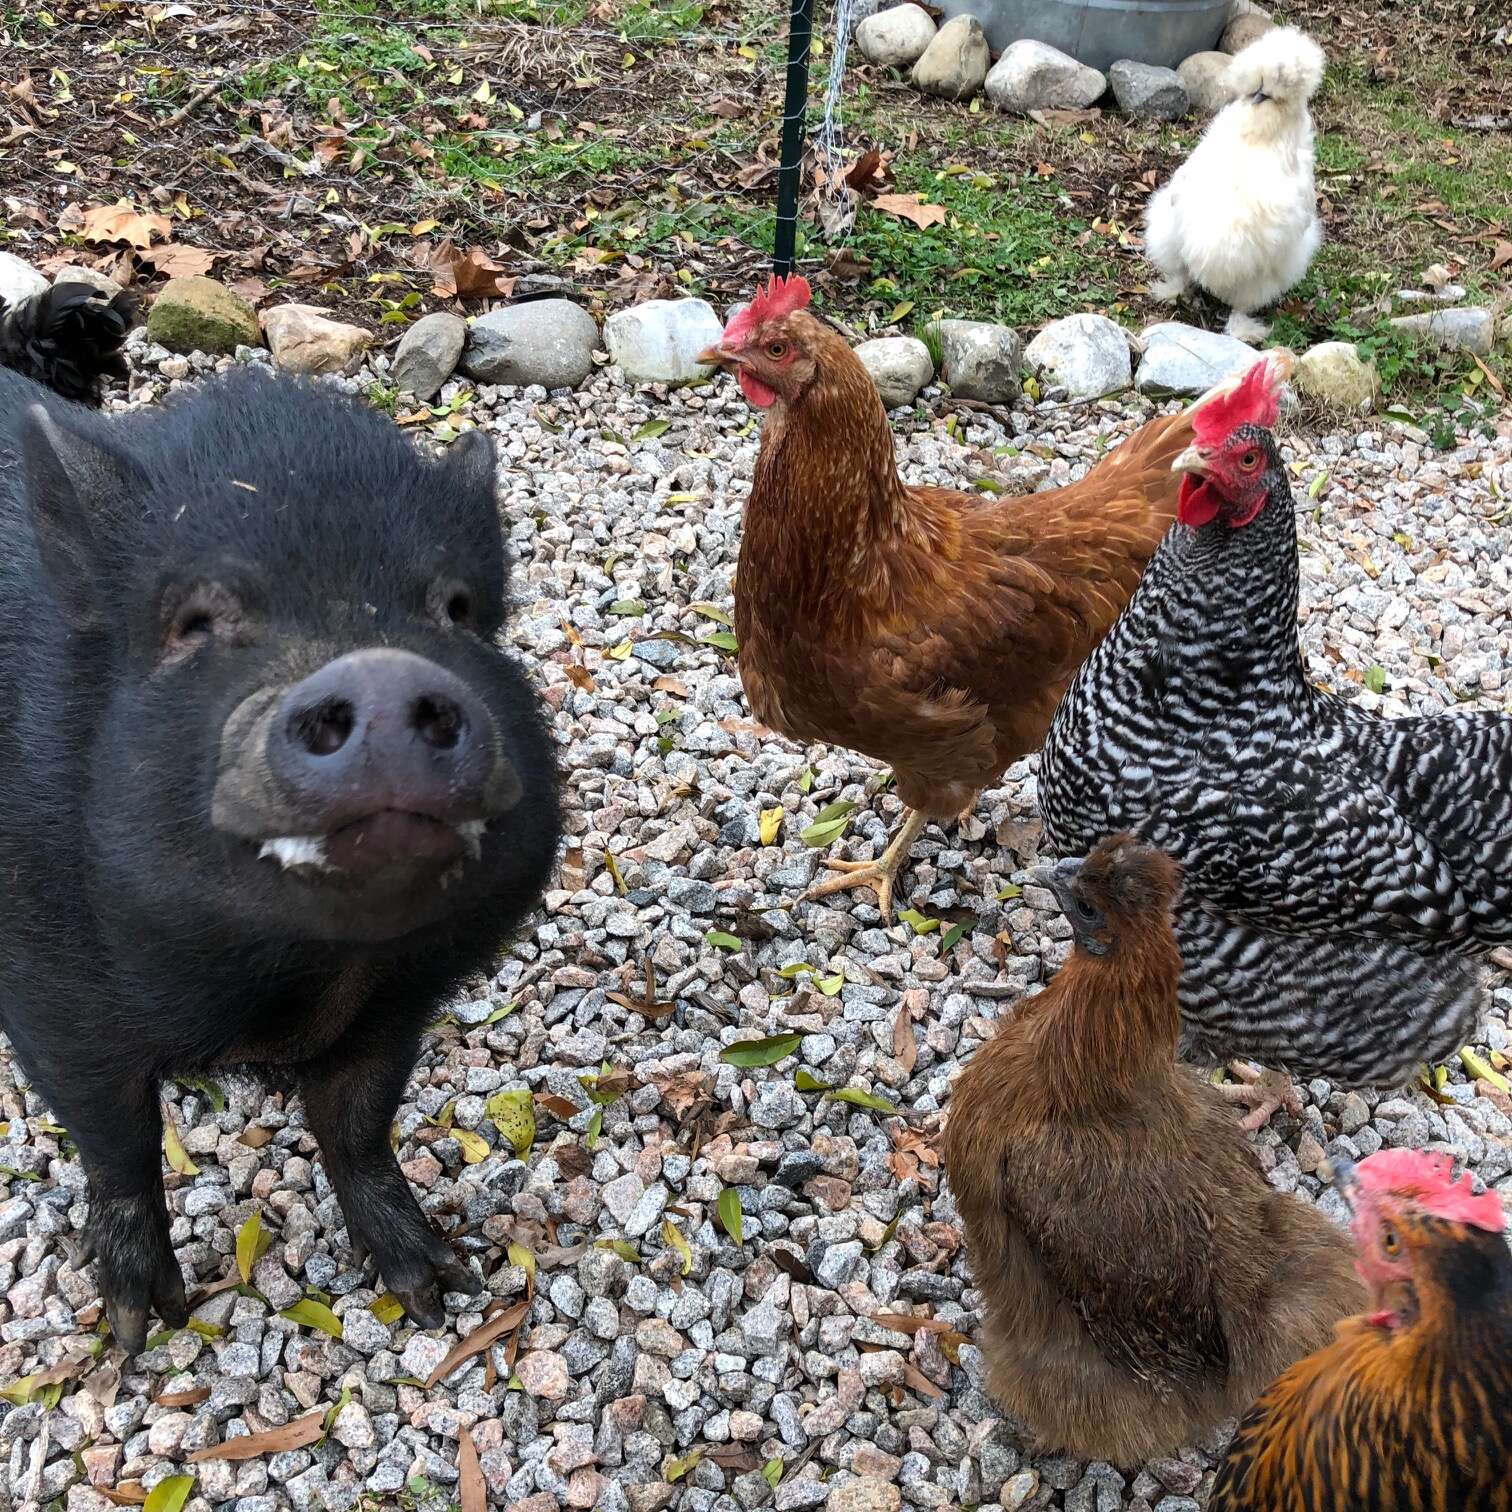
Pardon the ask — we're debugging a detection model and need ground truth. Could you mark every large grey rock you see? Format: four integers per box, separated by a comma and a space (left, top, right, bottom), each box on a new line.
461, 298, 599, 388
1389, 307, 1495, 357
1110, 59, 1189, 119
985, 40, 1106, 113
391, 312, 466, 399
1177, 50, 1235, 113
1024, 314, 1131, 400
0, 251, 47, 308
604, 297, 722, 384
855, 3, 935, 68
1221, 12, 1273, 52
1134, 321, 1261, 396
146, 276, 260, 356
912, 15, 990, 101
938, 320, 1022, 402
261, 304, 372, 376
1294, 340, 1379, 413
854, 336, 934, 409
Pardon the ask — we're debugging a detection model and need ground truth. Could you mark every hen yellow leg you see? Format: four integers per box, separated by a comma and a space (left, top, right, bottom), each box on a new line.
806, 808, 928, 923
1215, 1061, 1304, 1133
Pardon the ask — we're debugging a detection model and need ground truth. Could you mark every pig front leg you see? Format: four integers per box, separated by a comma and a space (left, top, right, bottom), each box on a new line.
56, 1077, 189, 1354
298, 1022, 481, 1329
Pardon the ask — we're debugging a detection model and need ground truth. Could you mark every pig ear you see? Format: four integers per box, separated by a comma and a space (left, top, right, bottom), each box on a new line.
440, 426, 496, 496
19, 404, 144, 632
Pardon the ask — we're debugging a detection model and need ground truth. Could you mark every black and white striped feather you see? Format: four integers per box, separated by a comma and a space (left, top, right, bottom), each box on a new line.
1041, 424, 1510, 1083
0, 281, 136, 407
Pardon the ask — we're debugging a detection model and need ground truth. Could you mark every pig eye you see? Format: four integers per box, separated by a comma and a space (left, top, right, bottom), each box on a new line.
162, 582, 244, 662
427, 576, 475, 631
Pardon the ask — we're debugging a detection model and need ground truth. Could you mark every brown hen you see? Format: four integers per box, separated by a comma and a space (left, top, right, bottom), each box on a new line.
942, 836, 1364, 1464
1210, 1149, 1512, 1512
700, 275, 1226, 917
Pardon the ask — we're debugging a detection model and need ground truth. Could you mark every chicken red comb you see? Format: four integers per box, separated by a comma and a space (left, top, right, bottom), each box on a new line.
1357, 1149, 1504, 1234
1191, 351, 1290, 446
723, 273, 812, 344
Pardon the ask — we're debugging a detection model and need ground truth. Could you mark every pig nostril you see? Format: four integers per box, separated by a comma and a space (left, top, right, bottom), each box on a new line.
413, 694, 465, 752
291, 696, 356, 758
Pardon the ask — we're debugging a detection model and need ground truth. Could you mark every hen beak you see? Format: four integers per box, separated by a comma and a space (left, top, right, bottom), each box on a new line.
1171, 445, 1210, 477
697, 342, 741, 370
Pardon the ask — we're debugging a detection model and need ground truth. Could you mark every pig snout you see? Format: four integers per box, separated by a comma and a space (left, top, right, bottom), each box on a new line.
213, 648, 523, 882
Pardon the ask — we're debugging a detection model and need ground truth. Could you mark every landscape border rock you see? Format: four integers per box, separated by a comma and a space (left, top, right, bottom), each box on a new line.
145, 276, 260, 357
1024, 313, 1132, 400
461, 297, 601, 389
855, 335, 936, 409
938, 320, 1023, 403
603, 297, 723, 385
855, 2, 936, 69
985, 39, 1106, 114
912, 14, 991, 101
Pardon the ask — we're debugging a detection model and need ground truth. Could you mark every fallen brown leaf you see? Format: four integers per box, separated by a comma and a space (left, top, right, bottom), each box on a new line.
457, 1424, 486, 1512
155, 1384, 211, 1409
870, 193, 946, 230
892, 1005, 917, 1075
904, 1361, 945, 1400
1492, 239, 1512, 272
424, 1300, 529, 1387
81, 202, 170, 250
187, 1408, 325, 1462
433, 244, 514, 300
97, 1486, 150, 1507
536, 1093, 582, 1120
843, 147, 885, 194
565, 663, 595, 692
239, 1126, 274, 1149
142, 244, 218, 278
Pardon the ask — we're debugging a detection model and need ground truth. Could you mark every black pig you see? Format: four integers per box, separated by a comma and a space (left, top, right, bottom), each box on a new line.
0, 366, 560, 1352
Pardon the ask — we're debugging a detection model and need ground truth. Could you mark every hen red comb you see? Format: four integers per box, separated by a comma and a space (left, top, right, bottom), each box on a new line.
1357, 1149, 1504, 1234
1191, 351, 1288, 446
723, 273, 812, 344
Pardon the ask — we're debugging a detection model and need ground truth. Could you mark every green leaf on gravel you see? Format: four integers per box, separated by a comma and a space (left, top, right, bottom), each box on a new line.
586, 1106, 603, 1149
1364, 665, 1386, 694
453, 1128, 490, 1164
994, 883, 1022, 901
666, 1447, 704, 1482
609, 599, 646, 616
897, 908, 939, 935
321, 1385, 352, 1437
717, 1187, 744, 1245
797, 766, 814, 793
144, 1475, 195, 1512
369, 1294, 406, 1326
690, 602, 733, 625
762, 1457, 783, 1487
777, 962, 815, 979
633, 419, 670, 440
161, 1106, 199, 1177
800, 800, 857, 847
830, 1086, 900, 1114
939, 921, 969, 952
482, 1000, 517, 1025
705, 930, 742, 952
794, 1070, 834, 1093
817, 973, 844, 996
280, 1299, 343, 1338
702, 630, 738, 653
719, 1033, 801, 1067
486, 1090, 536, 1157
661, 1218, 693, 1276
236, 1212, 270, 1285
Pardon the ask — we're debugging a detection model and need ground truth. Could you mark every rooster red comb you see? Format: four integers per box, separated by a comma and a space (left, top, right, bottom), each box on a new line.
1191, 350, 1292, 447
1356, 1149, 1505, 1234
722, 273, 813, 344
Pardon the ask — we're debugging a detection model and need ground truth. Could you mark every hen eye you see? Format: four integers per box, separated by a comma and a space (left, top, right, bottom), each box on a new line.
767, 341, 787, 360
1239, 449, 1261, 470
1381, 1223, 1401, 1256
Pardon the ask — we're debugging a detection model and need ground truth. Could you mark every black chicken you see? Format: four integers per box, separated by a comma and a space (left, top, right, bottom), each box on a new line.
1041, 351, 1511, 1125
0, 280, 137, 406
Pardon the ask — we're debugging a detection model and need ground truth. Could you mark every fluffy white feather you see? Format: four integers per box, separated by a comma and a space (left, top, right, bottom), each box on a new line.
1145, 26, 1328, 341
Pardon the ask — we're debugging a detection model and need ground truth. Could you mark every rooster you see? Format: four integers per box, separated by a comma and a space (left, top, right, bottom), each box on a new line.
1145, 26, 1327, 342
698, 274, 1232, 918
0, 280, 137, 406
1041, 350, 1512, 1126
944, 834, 1363, 1464
1210, 1149, 1512, 1511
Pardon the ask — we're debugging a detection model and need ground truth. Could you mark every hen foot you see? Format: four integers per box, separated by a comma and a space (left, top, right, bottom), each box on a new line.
1491, 946, 1512, 972
806, 808, 928, 923
1215, 1061, 1303, 1133
1225, 310, 1270, 342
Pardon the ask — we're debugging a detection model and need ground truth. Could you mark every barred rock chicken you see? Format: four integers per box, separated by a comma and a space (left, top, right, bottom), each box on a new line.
1210, 1150, 1512, 1511
0, 280, 137, 405
1041, 351, 1512, 1125
944, 835, 1363, 1464
698, 274, 1236, 918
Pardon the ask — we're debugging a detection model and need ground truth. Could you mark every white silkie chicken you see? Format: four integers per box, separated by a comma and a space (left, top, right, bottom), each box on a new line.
1145, 26, 1327, 342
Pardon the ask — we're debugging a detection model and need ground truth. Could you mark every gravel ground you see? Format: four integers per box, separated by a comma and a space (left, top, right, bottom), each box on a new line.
2, 333, 1510, 1512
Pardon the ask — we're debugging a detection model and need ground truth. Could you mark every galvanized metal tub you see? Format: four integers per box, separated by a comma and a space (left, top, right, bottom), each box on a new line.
935, 0, 1230, 72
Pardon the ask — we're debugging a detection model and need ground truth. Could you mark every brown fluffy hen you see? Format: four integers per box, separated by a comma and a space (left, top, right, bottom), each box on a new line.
942, 836, 1364, 1464
700, 275, 1220, 918
1211, 1150, 1512, 1512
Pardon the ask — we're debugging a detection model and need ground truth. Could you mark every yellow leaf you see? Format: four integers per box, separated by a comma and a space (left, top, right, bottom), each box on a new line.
143, 1475, 195, 1512
487, 1090, 536, 1157
369, 1294, 406, 1326
411, 218, 440, 235
608, 640, 633, 660
472, 79, 493, 103
236, 1211, 270, 1284
162, 1105, 199, 1176
507, 1241, 537, 1295
661, 1218, 692, 1277
453, 1128, 490, 1164
758, 807, 784, 847
279, 1299, 343, 1338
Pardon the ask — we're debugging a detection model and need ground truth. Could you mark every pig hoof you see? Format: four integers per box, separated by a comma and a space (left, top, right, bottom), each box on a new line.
87, 1216, 190, 1356
384, 1253, 482, 1331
